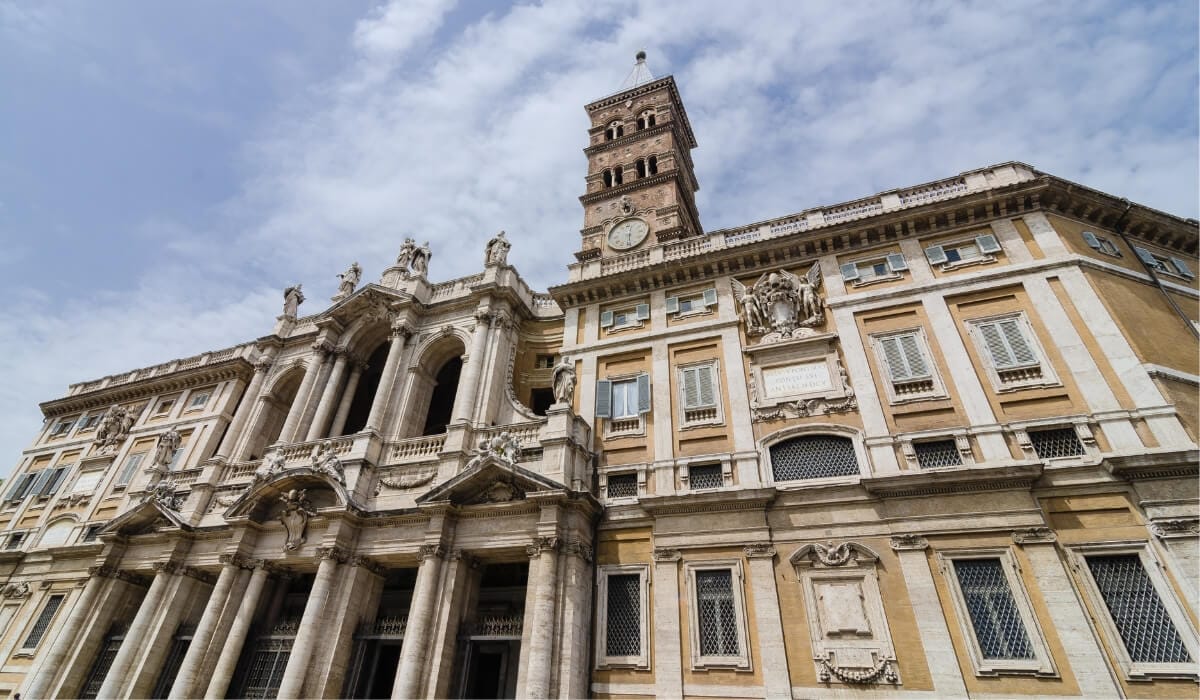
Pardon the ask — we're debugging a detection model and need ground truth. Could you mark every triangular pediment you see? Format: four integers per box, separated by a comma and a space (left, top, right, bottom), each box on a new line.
102, 498, 192, 536
325, 284, 405, 325
416, 457, 564, 506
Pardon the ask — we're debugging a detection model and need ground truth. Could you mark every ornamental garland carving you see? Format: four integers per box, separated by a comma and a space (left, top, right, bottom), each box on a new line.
732, 264, 824, 342
376, 467, 437, 493
819, 656, 898, 685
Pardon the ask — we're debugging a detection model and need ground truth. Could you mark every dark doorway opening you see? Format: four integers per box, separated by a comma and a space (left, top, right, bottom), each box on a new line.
463, 641, 519, 699
529, 387, 554, 416
341, 342, 389, 435
423, 356, 462, 435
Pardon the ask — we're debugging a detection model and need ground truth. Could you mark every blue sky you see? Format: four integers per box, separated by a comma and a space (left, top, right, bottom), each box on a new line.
1, 0, 1197, 469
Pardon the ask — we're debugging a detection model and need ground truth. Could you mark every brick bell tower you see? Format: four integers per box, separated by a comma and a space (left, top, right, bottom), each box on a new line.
576, 52, 703, 261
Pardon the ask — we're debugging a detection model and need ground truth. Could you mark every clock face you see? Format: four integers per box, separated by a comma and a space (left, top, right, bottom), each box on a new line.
607, 218, 649, 251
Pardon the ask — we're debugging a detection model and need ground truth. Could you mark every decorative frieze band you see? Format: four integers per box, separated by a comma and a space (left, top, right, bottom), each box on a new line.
652, 547, 682, 562
89, 565, 151, 586
743, 543, 777, 559
1012, 527, 1057, 545
889, 534, 929, 551
219, 553, 260, 570
1150, 518, 1200, 539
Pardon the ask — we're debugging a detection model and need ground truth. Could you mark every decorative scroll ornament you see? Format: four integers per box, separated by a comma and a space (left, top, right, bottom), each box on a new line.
1, 582, 30, 598
732, 263, 824, 342
467, 432, 521, 468
819, 656, 898, 685
310, 440, 345, 484
279, 489, 315, 552
93, 404, 135, 453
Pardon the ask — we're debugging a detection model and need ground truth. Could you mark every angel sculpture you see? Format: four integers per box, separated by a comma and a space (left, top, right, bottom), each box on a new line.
730, 279, 767, 333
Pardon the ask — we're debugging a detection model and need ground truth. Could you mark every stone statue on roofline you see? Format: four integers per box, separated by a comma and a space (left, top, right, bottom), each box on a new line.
333, 261, 362, 301
485, 230, 511, 266
282, 284, 305, 318
411, 241, 431, 276
395, 238, 417, 271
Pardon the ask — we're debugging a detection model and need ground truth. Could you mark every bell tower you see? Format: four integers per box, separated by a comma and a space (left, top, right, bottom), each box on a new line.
576, 52, 702, 261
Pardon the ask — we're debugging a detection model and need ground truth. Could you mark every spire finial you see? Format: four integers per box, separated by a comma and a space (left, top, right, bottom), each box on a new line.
619, 50, 654, 90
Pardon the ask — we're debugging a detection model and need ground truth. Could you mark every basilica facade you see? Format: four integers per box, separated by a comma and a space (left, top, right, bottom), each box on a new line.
1, 62, 1198, 700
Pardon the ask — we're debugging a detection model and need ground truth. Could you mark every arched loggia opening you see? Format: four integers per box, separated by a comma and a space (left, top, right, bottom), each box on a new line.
339, 341, 389, 436
423, 357, 461, 435
244, 368, 304, 460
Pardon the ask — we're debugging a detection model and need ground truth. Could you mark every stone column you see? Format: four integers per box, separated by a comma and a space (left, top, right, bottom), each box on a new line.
449, 309, 493, 424
556, 540, 594, 700
277, 548, 344, 699
295, 342, 338, 442
168, 557, 241, 699
366, 325, 412, 433
329, 360, 366, 437
521, 537, 561, 699
205, 563, 270, 700
21, 568, 109, 699
744, 544, 791, 700
279, 341, 332, 444
306, 349, 350, 441
216, 356, 273, 458
651, 548, 684, 698
1012, 528, 1120, 697
95, 564, 174, 700
392, 544, 446, 699
889, 536, 967, 698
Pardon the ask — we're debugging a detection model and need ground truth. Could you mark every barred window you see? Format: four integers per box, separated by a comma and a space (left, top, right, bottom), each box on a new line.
606, 472, 637, 499
770, 435, 859, 482
688, 463, 724, 490
151, 627, 193, 699
606, 574, 641, 657
21, 594, 65, 649
1086, 555, 1192, 664
79, 632, 123, 699
696, 570, 739, 656
915, 440, 962, 469
1028, 428, 1084, 460
955, 559, 1035, 660
238, 638, 293, 698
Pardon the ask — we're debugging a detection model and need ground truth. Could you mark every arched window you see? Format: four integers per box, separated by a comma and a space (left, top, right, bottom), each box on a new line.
647, 156, 658, 175
606, 120, 625, 141
635, 159, 646, 179
613, 167, 624, 186
769, 435, 858, 481
602, 170, 613, 188
639, 109, 656, 129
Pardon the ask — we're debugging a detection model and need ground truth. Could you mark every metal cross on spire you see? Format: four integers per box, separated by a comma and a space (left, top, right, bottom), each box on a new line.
619, 50, 655, 90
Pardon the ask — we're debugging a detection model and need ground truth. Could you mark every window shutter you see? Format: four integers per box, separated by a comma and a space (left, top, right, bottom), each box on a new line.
117, 454, 143, 486
636, 373, 651, 414
600, 310, 614, 328
925, 245, 947, 265
594, 380, 612, 418
702, 288, 718, 307
999, 318, 1037, 365
1133, 246, 1157, 265
975, 234, 1002, 254
879, 337, 911, 381
978, 322, 1017, 368
665, 296, 679, 314
4, 473, 30, 501
1169, 257, 1195, 279
697, 365, 716, 407
886, 253, 909, 272
28, 470, 53, 497
898, 333, 930, 378
42, 467, 69, 496
681, 368, 700, 409
635, 303, 650, 321
839, 263, 860, 282
1081, 231, 1102, 249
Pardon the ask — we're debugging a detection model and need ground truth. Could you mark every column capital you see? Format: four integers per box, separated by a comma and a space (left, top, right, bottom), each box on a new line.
1012, 527, 1057, 545
311, 339, 336, 357
152, 560, 182, 575
418, 543, 448, 561
450, 549, 481, 568
652, 547, 682, 562
219, 553, 259, 569
391, 323, 414, 340
889, 534, 929, 551
349, 555, 387, 576
525, 536, 560, 558
743, 543, 777, 559
316, 545, 349, 563
562, 538, 593, 563
254, 357, 275, 373
178, 565, 218, 584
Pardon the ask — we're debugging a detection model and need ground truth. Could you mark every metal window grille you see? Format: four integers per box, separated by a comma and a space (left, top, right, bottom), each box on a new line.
150, 628, 193, 699
607, 473, 637, 499
1086, 554, 1192, 663
696, 569, 739, 656
769, 435, 859, 481
79, 634, 124, 699
915, 440, 962, 469
954, 559, 1035, 659
239, 637, 294, 699
1028, 428, 1084, 459
606, 574, 642, 656
689, 464, 724, 490
21, 594, 64, 649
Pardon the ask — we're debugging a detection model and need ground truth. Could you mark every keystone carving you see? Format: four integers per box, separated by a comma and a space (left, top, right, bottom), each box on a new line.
1011, 527, 1057, 544
889, 534, 929, 551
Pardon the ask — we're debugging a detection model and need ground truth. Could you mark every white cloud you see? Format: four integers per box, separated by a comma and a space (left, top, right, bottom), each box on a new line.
2, 0, 1196, 469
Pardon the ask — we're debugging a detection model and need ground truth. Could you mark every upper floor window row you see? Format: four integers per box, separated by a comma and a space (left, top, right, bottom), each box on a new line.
1134, 246, 1195, 280
604, 110, 658, 141
601, 157, 659, 188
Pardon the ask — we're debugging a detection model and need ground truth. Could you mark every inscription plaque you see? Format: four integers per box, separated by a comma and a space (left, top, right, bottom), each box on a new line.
762, 361, 832, 397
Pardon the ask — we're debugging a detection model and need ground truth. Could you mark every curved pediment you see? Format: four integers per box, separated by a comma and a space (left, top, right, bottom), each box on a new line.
102, 498, 192, 536
223, 468, 354, 521
789, 541, 880, 568
416, 457, 564, 506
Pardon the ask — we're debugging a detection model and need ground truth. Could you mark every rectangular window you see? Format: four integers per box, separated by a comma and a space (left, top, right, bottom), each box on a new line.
186, 391, 211, 410
1134, 247, 1195, 279
595, 374, 650, 435
40, 466, 72, 497
49, 418, 75, 437
534, 354, 556, 369
685, 563, 751, 670
666, 288, 718, 316
1081, 231, 1122, 257
688, 463, 724, 490
1072, 545, 1199, 679
5, 531, 25, 550
606, 472, 637, 499
914, 439, 963, 469
679, 362, 721, 425
942, 551, 1055, 676
21, 594, 66, 649
1027, 427, 1085, 460
871, 329, 942, 402
840, 254, 907, 285
153, 399, 175, 416
925, 234, 1001, 269
600, 303, 650, 331
116, 453, 146, 487
78, 415, 102, 432
4, 472, 37, 503
610, 380, 639, 419
967, 314, 1056, 391
596, 565, 651, 670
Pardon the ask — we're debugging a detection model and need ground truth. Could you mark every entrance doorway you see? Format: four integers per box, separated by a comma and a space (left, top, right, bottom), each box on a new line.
461, 640, 520, 699
454, 562, 527, 700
